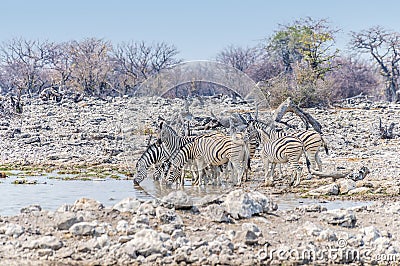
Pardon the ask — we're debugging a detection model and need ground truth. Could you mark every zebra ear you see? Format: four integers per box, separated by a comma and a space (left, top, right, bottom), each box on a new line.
159, 121, 164, 129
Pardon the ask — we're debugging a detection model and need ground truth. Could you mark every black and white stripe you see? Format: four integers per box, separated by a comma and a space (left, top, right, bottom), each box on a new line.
134, 142, 169, 185
164, 132, 250, 186
252, 120, 328, 172
257, 128, 311, 187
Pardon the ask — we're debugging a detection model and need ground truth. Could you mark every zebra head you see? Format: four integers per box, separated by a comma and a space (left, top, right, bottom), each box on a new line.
133, 162, 146, 185
158, 121, 178, 143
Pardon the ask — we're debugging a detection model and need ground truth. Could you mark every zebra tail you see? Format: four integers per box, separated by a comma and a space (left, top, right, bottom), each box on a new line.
302, 147, 312, 174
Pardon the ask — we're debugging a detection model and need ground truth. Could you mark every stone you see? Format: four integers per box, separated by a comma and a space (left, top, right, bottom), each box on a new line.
136, 202, 156, 216
339, 179, 357, 194
116, 220, 129, 233
296, 204, 327, 213
87, 234, 109, 249
124, 229, 166, 257
317, 229, 337, 241
69, 222, 96, 236
360, 226, 382, 243
161, 190, 194, 209
38, 249, 54, 257
71, 198, 104, 212
20, 204, 42, 214
302, 221, 322, 237
113, 197, 141, 213
24, 236, 63, 250
320, 209, 357, 228
235, 230, 259, 245
222, 189, 277, 219
25, 136, 40, 144
242, 223, 262, 238
171, 229, 186, 241
155, 206, 182, 224
131, 215, 150, 225
347, 187, 371, 195
0, 223, 25, 238
160, 223, 182, 235
305, 183, 339, 196
386, 185, 400, 195
201, 204, 230, 223
54, 212, 84, 230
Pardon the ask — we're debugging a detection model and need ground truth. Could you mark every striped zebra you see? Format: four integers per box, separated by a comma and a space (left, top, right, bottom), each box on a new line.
296, 130, 329, 171
252, 120, 328, 172
233, 123, 260, 182
133, 142, 169, 185
256, 127, 311, 187
158, 121, 223, 186
163, 132, 251, 187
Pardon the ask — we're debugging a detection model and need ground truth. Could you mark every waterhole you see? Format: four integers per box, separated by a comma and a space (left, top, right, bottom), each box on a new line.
0, 171, 373, 216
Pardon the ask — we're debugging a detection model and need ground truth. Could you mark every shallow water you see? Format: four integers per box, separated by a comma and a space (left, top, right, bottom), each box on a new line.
0, 173, 152, 216
0, 172, 373, 216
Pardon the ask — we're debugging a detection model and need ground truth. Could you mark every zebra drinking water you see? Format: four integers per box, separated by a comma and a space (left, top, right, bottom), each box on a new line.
158, 122, 223, 185
163, 131, 251, 187
133, 142, 169, 185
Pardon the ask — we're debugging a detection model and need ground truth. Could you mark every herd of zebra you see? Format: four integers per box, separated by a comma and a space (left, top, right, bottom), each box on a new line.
133, 117, 329, 188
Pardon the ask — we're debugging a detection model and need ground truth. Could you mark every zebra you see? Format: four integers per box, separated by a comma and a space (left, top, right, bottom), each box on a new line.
231, 122, 260, 182
296, 130, 329, 171
252, 120, 328, 172
158, 121, 223, 186
255, 127, 311, 187
163, 132, 251, 187
133, 141, 169, 185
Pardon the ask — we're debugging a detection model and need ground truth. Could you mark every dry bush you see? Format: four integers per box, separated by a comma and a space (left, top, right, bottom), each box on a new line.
262, 69, 334, 108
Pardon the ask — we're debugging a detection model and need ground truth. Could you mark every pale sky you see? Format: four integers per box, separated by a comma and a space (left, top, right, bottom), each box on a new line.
1, 0, 400, 60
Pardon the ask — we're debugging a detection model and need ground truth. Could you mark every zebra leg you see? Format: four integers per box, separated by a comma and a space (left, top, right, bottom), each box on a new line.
288, 165, 296, 186
287, 162, 302, 187
179, 169, 186, 187
315, 151, 323, 172
270, 162, 277, 180
153, 164, 164, 181
293, 165, 302, 187
233, 162, 245, 186
264, 160, 274, 187
277, 163, 283, 179
261, 153, 270, 182
308, 151, 318, 171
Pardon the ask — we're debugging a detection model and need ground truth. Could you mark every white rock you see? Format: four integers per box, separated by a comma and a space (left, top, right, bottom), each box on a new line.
23, 236, 63, 250
0, 223, 25, 238
69, 221, 96, 236
360, 226, 382, 243
113, 197, 141, 213
338, 179, 357, 194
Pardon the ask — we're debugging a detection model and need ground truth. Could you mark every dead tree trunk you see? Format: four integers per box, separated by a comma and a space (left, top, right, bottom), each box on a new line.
379, 118, 396, 139
272, 97, 322, 133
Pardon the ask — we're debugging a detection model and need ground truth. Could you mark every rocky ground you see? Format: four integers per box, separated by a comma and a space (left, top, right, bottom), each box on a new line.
0, 96, 399, 265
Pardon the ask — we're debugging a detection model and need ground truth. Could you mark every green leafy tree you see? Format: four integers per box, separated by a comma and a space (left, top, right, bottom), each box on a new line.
267, 17, 339, 83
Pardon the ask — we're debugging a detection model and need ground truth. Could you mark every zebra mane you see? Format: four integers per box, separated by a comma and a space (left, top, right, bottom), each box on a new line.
160, 121, 178, 135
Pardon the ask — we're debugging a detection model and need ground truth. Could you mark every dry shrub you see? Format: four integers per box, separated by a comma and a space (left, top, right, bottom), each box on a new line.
261, 71, 334, 108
